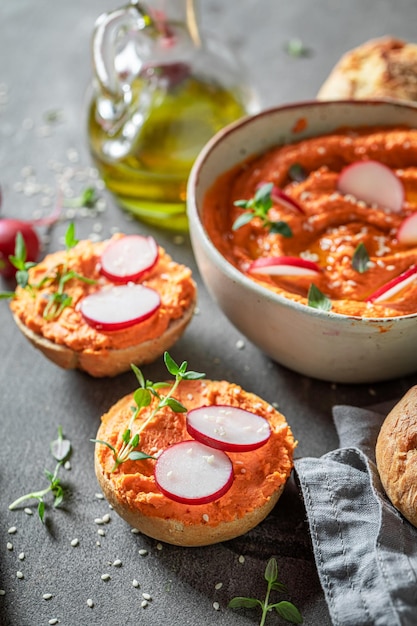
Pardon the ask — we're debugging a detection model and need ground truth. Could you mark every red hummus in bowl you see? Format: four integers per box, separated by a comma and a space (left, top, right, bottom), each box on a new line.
187, 100, 417, 382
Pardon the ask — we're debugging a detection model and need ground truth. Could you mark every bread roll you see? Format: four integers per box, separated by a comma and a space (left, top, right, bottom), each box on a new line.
9, 236, 196, 377
317, 37, 417, 102
375, 386, 417, 528
94, 379, 296, 546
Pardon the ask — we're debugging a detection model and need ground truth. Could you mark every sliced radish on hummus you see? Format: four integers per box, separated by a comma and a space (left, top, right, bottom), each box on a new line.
154, 440, 234, 505
397, 213, 417, 245
100, 235, 159, 283
186, 405, 271, 452
248, 256, 321, 276
80, 284, 160, 331
337, 160, 404, 212
271, 186, 305, 214
366, 266, 417, 303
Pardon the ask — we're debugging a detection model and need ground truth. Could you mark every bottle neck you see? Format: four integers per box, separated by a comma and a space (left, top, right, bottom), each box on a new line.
132, 0, 200, 46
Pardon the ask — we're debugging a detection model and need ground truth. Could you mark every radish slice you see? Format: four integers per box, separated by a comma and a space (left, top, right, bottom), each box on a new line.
397, 213, 417, 245
186, 405, 271, 452
80, 284, 160, 331
100, 235, 159, 283
248, 256, 321, 276
271, 186, 305, 214
154, 440, 234, 505
366, 266, 417, 303
337, 160, 404, 212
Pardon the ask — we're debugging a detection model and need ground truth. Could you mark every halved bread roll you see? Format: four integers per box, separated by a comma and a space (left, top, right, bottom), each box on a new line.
317, 36, 417, 102
94, 379, 296, 546
375, 386, 417, 528
9, 235, 196, 377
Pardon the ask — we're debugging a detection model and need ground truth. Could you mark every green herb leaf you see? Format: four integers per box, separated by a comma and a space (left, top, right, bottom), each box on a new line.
352, 242, 370, 273
285, 38, 311, 58
273, 601, 304, 624
38, 500, 45, 523
131, 363, 146, 388
269, 221, 293, 237
133, 387, 152, 410
232, 212, 254, 231
307, 284, 332, 311
265, 557, 278, 583
164, 351, 179, 375
128, 451, 156, 461
0, 291, 16, 299
90, 438, 117, 455
50, 426, 71, 462
288, 163, 307, 182
122, 429, 131, 444
228, 597, 262, 609
165, 397, 187, 413
65, 223, 78, 250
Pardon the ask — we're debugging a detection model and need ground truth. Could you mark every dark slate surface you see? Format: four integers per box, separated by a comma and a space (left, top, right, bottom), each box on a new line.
1, 1, 417, 625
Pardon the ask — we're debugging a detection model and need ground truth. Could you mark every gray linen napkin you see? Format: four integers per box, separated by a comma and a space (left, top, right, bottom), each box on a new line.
294, 405, 417, 626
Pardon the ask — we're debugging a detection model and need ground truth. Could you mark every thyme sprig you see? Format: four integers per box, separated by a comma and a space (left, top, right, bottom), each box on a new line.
92, 352, 205, 472
1, 223, 96, 319
233, 183, 293, 236
229, 558, 303, 625
9, 427, 71, 523
307, 283, 332, 311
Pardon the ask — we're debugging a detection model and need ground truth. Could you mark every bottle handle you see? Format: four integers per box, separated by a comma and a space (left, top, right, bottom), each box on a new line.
92, 2, 152, 126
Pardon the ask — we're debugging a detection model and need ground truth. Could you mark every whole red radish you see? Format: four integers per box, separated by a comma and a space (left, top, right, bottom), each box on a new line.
0, 219, 40, 278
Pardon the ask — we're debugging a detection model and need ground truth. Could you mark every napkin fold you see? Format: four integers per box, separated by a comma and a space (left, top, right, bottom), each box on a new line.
294, 404, 417, 626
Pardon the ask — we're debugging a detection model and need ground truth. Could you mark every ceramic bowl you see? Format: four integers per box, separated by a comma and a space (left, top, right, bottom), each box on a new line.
186, 100, 417, 383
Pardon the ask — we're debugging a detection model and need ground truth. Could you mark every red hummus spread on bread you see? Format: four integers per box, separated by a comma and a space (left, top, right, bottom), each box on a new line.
203, 126, 417, 317
10, 235, 196, 352
96, 379, 296, 527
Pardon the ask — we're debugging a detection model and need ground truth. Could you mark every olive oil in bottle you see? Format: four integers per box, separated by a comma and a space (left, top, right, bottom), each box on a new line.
88, 0, 258, 230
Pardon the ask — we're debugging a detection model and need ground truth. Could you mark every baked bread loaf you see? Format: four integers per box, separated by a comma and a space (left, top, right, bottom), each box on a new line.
9, 235, 196, 377
94, 379, 296, 546
317, 36, 417, 102
375, 386, 417, 528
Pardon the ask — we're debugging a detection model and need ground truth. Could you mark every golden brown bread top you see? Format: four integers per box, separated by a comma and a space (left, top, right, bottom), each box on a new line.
317, 36, 417, 102
375, 385, 417, 528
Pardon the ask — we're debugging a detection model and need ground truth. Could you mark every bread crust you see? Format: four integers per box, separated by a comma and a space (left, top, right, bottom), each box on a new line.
12, 299, 195, 377
375, 386, 417, 528
96, 457, 284, 546
317, 36, 417, 102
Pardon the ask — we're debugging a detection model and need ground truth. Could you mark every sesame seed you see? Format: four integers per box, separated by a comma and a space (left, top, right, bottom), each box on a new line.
102, 513, 110, 523
113, 559, 122, 567
16, 571, 24, 579
235, 339, 245, 350
87, 599, 94, 608
24, 508, 33, 516
238, 555, 245, 564
132, 579, 140, 588
18, 553, 25, 561
95, 493, 104, 500
6, 542, 13, 551
139, 549, 148, 556
94, 518, 105, 525
141, 600, 148, 608
202, 514, 209, 523
213, 601, 220, 611
215, 582, 223, 590
64, 461, 71, 470
97, 529, 106, 537
156, 543, 163, 551
101, 574, 111, 581
48, 619, 59, 625
43, 594, 53, 600
131, 528, 140, 534
0, 590, 5, 596
70, 539, 79, 547
8, 527, 17, 535
142, 593, 152, 601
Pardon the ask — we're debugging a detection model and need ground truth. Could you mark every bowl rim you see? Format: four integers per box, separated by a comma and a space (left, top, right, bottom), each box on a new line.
187, 98, 417, 324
